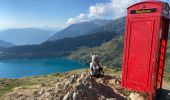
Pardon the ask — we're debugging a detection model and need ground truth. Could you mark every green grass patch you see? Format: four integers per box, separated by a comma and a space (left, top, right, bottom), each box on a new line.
0, 74, 61, 97
69, 35, 124, 68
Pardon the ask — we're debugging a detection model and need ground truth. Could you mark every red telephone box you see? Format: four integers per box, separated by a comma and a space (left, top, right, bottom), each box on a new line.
122, 1, 169, 100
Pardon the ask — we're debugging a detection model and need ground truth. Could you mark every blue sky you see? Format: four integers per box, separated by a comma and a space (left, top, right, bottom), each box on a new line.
0, 0, 110, 30
0, 0, 169, 30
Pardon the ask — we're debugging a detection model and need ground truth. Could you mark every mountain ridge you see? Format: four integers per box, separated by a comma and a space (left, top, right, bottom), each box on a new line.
89, 17, 126, 35
0, 40, 14, 48
0, 28, 56, 45
48, 19, 112, 41
0, 31, 117, 59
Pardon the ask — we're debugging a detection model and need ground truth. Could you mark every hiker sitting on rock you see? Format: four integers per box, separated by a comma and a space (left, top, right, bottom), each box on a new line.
90, 55, 104, 77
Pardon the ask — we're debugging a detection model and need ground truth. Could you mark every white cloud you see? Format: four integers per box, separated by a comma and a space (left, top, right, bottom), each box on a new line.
66, 0, 141, 25
0, 21, 13, 30
89, 2, 113, 18
112, 0, 140, 19
66, 14, 87, 25
67, 18, 78, 25
77, 13, 87, 20
66, 13, 89, 25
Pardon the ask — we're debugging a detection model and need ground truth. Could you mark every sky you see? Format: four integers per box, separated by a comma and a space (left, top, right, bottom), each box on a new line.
0, 0, 169, 30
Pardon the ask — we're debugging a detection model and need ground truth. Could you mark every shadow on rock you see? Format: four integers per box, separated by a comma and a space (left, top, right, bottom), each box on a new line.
156, 89, 170, 100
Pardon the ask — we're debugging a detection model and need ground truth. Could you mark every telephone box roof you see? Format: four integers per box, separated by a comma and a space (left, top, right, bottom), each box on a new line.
127, 1, 168, 9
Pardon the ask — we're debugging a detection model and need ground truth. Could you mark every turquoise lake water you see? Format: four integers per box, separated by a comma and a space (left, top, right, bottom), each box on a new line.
0, 58, 87, 78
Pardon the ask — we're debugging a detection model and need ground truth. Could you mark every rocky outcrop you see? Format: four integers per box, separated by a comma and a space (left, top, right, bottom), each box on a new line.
129, 93, 145, 100
6, 71, 146, 100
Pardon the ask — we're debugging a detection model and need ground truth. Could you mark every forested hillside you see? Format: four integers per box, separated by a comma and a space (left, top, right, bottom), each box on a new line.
69, 35, 124, 68
0, 32, 117, 59
69, 35, 170, 73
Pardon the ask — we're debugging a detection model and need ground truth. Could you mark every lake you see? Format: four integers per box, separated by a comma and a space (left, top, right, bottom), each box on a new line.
0, 58, 87, 78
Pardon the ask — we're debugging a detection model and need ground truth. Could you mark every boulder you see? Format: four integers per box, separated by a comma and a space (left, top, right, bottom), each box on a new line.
72, 92, 82, 100
63, 92, 73, 100
129, 93, 144, 100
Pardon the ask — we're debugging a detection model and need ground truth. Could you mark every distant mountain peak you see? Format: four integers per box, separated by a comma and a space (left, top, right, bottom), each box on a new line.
0, 28, 57, 45
48, 18, 113, 41
0, 40, 14, 48
90, 19, 113, 25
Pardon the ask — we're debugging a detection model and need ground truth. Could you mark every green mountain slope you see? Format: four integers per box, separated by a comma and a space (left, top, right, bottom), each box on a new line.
69, 35, 124, 68
0, 32, 117, 59
48, 19, 112, 41
90, 17, 125, 35
0, 17, 126, 59
165, 40, 170, 72
69, 34, 170, 73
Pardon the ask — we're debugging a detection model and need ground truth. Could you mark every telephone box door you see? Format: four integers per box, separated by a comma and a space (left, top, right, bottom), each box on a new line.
124, 17, 157, 91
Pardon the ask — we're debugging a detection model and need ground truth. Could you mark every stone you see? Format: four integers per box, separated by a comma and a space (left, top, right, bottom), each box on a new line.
129, 93, 144, 100
40, 92, 51, 100
65, 75, 78, 85
38, 88, 45, 95
80, 72, 86, 79
106, 98, 117, 100
72, 92, 81, 100
108, 79, 116, 85
63, 92, 73, 100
